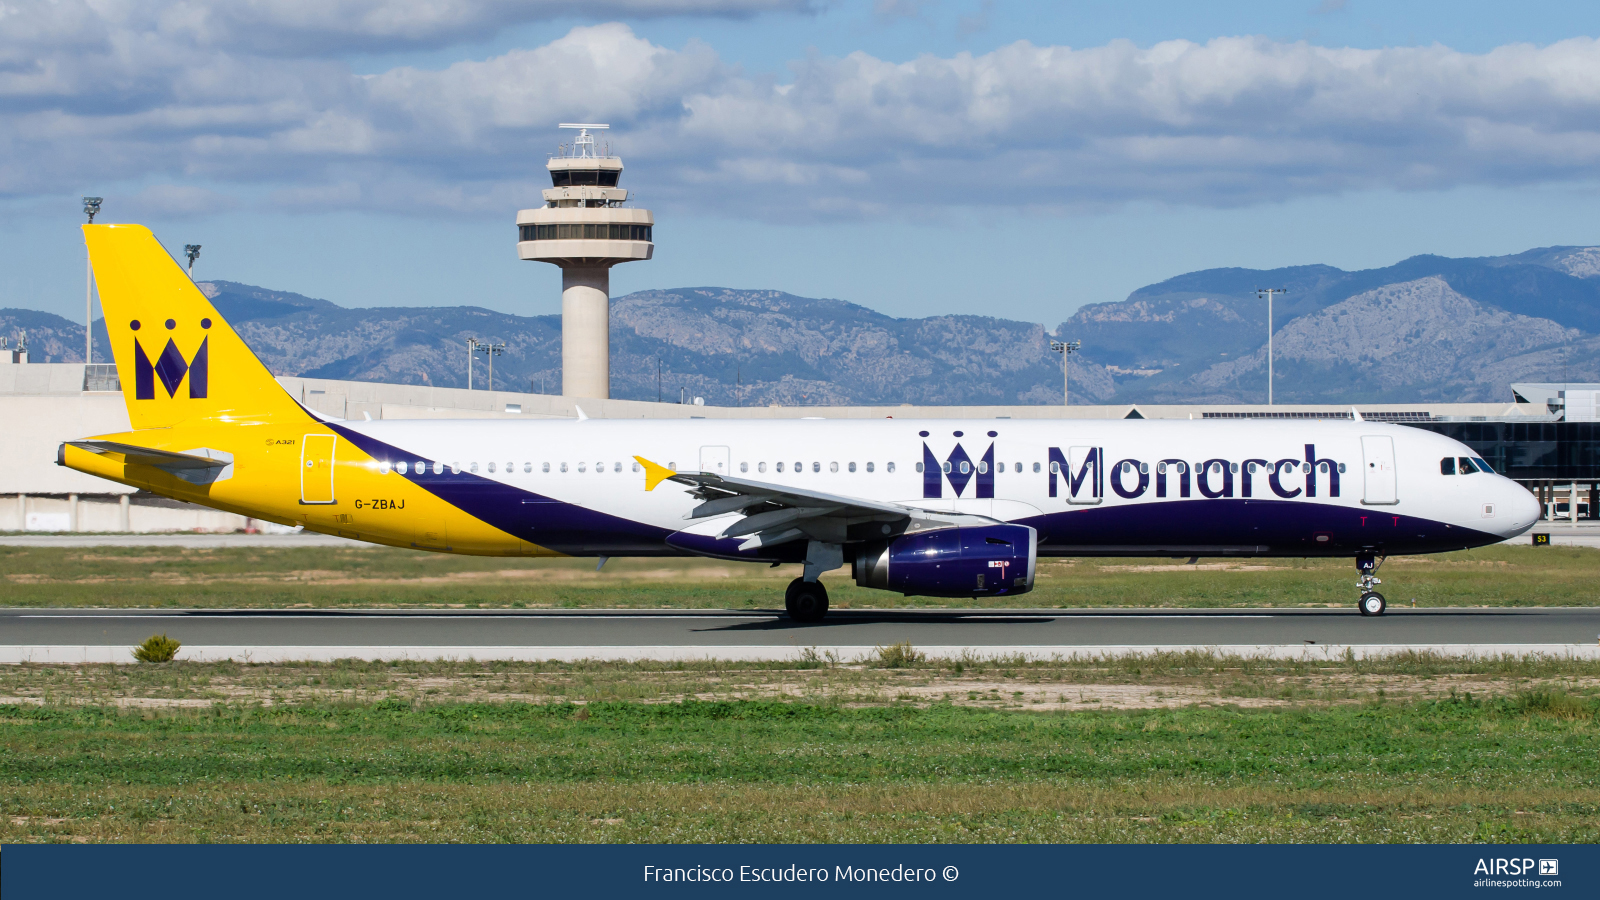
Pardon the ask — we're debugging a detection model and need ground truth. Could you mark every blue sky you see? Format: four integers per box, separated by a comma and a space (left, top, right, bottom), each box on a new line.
4, 0, 1600, 332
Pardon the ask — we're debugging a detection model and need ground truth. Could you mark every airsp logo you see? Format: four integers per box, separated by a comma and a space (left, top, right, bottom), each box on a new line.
1540, 859, 1559, 876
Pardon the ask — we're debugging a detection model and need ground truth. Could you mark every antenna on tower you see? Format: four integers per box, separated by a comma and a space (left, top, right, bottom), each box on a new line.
557, 123, 610, 159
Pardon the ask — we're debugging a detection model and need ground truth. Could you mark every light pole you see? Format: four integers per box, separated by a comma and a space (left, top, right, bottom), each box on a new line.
465, 338, 479, 390
1051, 338, 1081, 407
82, 197, 101, 364
184, 244, 201, 277
1256, 288, 1287, 405
483, 342, 505, 392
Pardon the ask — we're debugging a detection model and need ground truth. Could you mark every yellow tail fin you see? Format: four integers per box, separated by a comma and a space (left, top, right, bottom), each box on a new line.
85, 224, 305, 430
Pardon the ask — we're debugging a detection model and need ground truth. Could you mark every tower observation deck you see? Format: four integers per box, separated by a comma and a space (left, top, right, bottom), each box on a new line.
516, 124, 654, 399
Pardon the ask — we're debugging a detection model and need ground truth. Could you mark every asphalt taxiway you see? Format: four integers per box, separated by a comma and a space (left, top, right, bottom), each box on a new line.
3, 606, 1596, 663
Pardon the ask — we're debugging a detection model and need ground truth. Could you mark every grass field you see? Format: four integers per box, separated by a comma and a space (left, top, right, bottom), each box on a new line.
1, 543, 1595, 609
3, 653, 1598, 843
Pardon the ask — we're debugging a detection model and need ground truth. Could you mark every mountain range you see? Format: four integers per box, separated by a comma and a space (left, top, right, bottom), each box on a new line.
7, 245, 1600, 406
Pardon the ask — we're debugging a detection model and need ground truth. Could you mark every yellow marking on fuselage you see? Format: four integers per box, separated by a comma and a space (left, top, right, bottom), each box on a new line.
634, 456, 678, 491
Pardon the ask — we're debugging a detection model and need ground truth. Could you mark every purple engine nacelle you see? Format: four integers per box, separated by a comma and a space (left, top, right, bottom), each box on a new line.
853, 524, 1037, 598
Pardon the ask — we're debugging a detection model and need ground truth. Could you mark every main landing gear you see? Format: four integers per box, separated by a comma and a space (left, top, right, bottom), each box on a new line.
785, 577, 829, 623
1356, 553, 1387, 616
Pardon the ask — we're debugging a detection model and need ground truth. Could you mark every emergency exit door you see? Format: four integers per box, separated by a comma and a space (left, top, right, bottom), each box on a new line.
1360, 435, 1398, 505
300, 434, 338, 504
699, 446, 730, 478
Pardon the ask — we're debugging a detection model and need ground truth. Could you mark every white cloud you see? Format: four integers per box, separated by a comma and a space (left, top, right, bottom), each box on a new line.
5, 8, 1600, 222
124, 184, 241, 217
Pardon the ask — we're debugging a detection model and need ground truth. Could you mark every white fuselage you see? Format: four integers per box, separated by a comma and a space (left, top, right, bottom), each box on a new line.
329, 417, 1539, 560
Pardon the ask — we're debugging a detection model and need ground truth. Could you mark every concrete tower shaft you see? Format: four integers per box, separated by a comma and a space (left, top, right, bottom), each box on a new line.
516, 124, 654, 400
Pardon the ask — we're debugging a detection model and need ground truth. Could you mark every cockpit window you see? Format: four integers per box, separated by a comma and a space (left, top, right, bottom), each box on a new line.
1440, 457, 1456, 475
1472, 458, 1494, 473
1457, 456, 1476, 475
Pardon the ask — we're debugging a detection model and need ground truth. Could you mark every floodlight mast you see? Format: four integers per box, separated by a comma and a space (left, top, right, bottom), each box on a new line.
1050, 339, 1082, 407
1256, 288, 1288, 405
184, 244, 201, 277
82, 197, 102, 364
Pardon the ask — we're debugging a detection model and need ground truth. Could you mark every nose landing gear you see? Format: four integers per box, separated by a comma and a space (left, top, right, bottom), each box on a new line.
1356, 553, 1387, 616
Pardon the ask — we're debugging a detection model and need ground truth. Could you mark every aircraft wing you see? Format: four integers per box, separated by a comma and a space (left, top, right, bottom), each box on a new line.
66, 440, 229, 470
634, 455, 915, 550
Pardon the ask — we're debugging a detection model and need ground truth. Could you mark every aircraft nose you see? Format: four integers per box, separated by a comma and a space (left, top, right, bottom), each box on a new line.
1501, 480, 1542, 535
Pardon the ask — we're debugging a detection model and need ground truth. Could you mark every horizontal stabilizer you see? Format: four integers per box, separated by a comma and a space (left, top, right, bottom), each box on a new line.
66, 441, 229, 470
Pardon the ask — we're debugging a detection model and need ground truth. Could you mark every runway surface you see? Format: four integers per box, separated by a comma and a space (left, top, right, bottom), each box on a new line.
4, 607, 1597, 663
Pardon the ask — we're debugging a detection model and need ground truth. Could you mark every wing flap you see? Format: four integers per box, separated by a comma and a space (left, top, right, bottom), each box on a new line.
635, 455, 915, 550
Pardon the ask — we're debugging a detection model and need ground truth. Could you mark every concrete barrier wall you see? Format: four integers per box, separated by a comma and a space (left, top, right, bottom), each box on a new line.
0, 494, 252, 533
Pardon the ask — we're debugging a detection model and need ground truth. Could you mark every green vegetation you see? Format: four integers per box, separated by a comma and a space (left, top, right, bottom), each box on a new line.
132, 634, 182, 664
0, 543, 1590, 609
2, 654, 1598, 843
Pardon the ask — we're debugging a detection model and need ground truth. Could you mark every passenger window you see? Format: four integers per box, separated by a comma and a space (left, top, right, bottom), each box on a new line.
776, 462, 784, 473
977, 461, 987, 474
794, 461, 802, 472
740, 462, 748, 473
1049, 461, 1059, 474
469, 462, 478, 473
886, 462, 895, 473
578, 463, 586, 473
379, 460, 391, 474
942, 461, 952, 474
397, 461, 409, 475
1458, 456, 1475, 475
1033, 462, 1041, 473
488, 462, 496, 473
811, 462, 819, 473
758, 462, 767, 473
848, 462, 856, 473
959, 461, 970, 474
434, 462, 443, 475
507, 462, 513, 473
632, 462, 640, 472
916, 462, 924, 473
559, 462, 567, 472
866, 462, 874, 473
523, 463, 531, 473
543, 462, 550, 473
830, 462, 839, 473
613, 462, 621, 473
1139, 463, 1148, 474
1337, 463, 1345, 473
450, 463, 460, 474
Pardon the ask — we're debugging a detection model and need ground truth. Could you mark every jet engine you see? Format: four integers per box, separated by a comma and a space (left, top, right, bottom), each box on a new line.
853, 524, 1036, 597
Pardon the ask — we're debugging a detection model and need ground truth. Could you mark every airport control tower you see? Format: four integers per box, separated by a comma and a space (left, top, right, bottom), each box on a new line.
516, 124, 654, 399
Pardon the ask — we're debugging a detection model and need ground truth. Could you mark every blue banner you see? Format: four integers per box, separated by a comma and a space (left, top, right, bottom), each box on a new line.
3, 843, 1593, 899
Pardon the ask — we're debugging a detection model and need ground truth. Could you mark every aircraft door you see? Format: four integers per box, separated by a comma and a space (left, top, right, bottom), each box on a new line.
1360, 435, 1398, 505
300, 434, 337, 504
699, 445, 730, 478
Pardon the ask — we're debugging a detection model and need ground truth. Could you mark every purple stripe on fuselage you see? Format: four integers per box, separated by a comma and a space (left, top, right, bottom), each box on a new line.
325, 422, 678, 555
1020, 498, 1502, 556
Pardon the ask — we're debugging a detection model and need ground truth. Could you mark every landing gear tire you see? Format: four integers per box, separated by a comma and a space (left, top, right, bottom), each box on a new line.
785, 578, 830, 623
1359, 591, 1387, 617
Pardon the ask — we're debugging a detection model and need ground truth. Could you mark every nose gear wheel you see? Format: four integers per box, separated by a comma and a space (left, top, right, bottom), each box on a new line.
1355, 553, 1388, 616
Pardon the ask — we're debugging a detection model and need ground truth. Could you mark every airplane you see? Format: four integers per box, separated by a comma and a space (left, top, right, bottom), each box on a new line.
58, 224, 1543, 620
